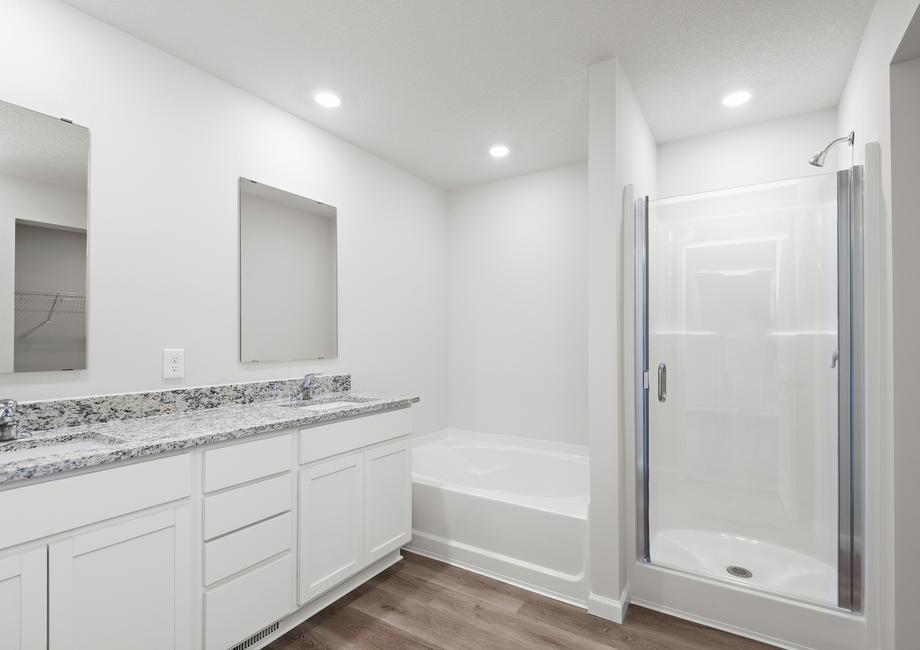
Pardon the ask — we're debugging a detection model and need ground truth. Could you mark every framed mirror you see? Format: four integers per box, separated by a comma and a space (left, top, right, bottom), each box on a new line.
0, 100, 90, 373
239, 178, 337, 363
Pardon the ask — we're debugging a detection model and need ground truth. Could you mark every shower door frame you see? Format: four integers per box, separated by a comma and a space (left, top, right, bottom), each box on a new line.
633, 167, 865, 612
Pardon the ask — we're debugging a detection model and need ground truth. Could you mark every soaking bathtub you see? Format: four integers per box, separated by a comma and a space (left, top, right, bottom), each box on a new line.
407, 432, 589, 605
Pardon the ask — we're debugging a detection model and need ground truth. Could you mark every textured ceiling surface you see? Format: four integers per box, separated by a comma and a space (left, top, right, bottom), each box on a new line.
61, 0, 875, 188
0, 100, 89, 189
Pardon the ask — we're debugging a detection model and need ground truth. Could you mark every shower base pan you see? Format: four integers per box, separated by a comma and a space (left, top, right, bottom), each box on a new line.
650, 528, 837, 605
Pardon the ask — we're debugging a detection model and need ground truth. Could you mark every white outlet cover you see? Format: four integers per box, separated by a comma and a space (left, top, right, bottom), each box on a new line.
163, 348, 185, 379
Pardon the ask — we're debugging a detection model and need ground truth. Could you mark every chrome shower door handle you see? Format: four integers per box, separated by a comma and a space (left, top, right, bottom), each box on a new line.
657, 363, 667, 402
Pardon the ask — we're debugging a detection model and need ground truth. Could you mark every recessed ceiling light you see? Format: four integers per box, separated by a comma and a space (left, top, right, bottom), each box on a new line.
313, 89, 342, 109
721, 90, 752, 107
489, 144, 510, 158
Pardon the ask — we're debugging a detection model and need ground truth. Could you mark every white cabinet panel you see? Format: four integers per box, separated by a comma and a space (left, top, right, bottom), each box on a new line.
364, 439, 411, 563
0, 454, 190, 550
204, 553, 294, 650
298, 452, 364, 604
0, 547, 46, 650
49, 507, 191, 650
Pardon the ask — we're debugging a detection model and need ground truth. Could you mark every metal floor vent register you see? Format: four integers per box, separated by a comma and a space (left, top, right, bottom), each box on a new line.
230, 620, 281, 650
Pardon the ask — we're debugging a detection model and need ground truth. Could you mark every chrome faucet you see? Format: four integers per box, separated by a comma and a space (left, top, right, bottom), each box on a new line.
0, 400, 20, 442
290, 374, 320, 402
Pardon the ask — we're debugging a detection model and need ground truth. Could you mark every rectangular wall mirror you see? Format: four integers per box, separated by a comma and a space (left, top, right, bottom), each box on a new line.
239, 178, 337, 363
1, 99, 89, 373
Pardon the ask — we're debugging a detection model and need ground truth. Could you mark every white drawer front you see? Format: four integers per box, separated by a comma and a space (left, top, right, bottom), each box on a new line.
203, 473, 291, 540
203, 512, 291, 586
203, 433, 292, 493
204, 553, 294, 650
0, 454, 190, 549
299, 408, 411, 465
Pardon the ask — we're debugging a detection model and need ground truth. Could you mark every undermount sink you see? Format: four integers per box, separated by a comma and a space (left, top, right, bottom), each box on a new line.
277, 397, 371, 411
0, 432, 122, 463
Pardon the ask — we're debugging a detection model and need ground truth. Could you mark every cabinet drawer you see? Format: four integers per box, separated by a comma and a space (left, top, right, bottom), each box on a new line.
299, 408, 411, 465
203, 434, 292, 493
203, 473, 291, 540
203, 512, 291, 586
204, 553, 294, 650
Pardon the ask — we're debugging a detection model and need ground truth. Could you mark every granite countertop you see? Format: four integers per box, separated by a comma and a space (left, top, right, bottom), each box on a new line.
0, 380, 418, 486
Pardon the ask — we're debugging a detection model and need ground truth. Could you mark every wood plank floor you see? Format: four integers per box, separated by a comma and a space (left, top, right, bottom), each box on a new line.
266, 552, 777, 650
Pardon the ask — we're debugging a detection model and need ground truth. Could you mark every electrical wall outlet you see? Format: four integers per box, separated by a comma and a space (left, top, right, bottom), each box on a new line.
162, 348, 185, 379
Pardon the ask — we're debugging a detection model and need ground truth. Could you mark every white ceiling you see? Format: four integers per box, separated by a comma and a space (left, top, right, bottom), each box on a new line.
61, 0, 874, 189
0, 100, 89, 189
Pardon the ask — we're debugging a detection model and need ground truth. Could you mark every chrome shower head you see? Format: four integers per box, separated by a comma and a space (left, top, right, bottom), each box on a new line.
809, 131, 855, 167
808, 151, 826, 167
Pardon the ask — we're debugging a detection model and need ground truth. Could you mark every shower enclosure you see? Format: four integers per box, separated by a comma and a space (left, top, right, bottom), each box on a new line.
634, 167, 863, 610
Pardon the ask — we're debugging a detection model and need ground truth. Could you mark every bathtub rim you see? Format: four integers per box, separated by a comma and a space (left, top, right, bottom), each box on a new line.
411, 429, 590, 519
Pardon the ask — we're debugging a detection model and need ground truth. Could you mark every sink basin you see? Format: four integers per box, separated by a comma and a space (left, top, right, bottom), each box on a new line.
277, 397, 372, 411
0, 432, 122, 463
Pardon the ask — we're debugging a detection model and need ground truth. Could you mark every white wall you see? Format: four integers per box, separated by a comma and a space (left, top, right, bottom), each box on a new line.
0, 173, 87, 372
890, 31, 920, 650
657, 109, 838, 198
586, 57, 657, 620
240, 192, 337, 363
836, 1, 920, 647
0, 0, 447, 435
446, 163, 587, 445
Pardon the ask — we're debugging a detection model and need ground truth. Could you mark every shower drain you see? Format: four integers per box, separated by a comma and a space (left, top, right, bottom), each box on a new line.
726, 565, 753, 579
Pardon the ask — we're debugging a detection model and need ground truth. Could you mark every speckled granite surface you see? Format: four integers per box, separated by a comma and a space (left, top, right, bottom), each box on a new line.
0, 376, 418, 486
15, 374, 352, 433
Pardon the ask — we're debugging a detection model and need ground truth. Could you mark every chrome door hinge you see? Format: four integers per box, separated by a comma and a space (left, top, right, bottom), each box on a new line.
642, 370, 650, 389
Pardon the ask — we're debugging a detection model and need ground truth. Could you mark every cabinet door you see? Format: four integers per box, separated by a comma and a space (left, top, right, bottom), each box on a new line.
49, 507, 191, 650
298, 452, 364, 605
364, 439, 411, 563
0, 547, 47, 650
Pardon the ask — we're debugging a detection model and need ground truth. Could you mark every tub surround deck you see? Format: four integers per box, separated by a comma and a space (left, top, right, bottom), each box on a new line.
0, 374, 419, 485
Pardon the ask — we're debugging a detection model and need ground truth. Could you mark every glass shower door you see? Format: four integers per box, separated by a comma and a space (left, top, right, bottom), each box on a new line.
635, 170, 862, 609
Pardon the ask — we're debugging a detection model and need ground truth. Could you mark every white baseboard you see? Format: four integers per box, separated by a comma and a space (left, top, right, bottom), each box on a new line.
587, 584, 630, 624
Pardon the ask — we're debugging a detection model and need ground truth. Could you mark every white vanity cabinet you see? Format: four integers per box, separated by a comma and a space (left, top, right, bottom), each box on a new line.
297, 409, 412, 607
0, 404, 414, 650
0, 454, 193, 650
0, 547, 46, 650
